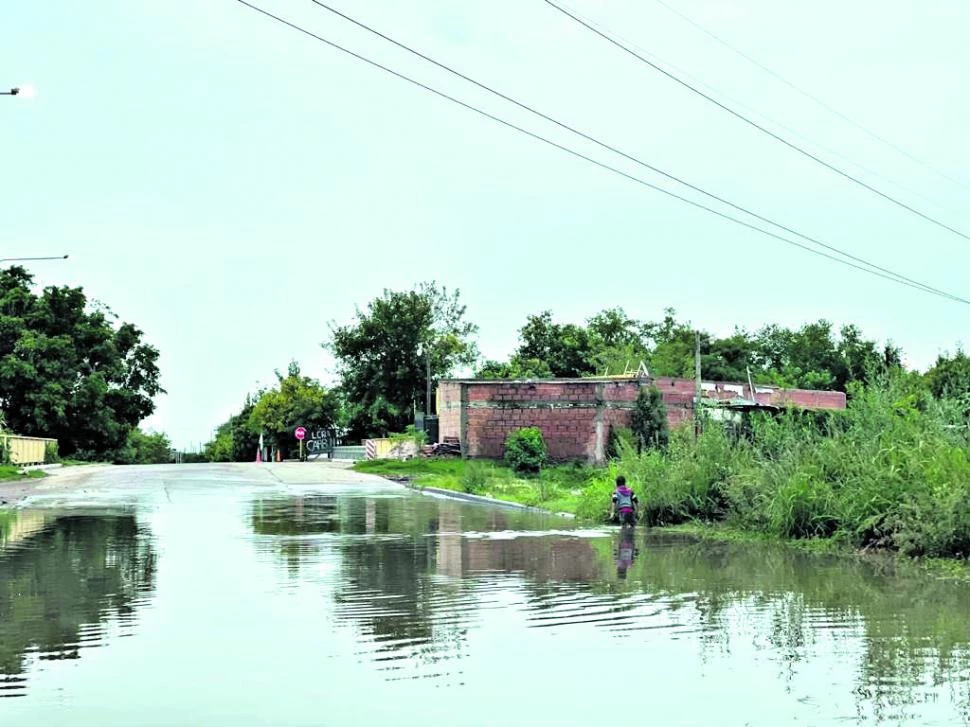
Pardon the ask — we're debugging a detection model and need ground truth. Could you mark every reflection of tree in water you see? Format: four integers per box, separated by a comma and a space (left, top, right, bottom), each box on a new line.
332, 497, 450, 673
591, 533, 970, 723
0, 514, 157, 687
249, 493, 597, 681
250, 495, 344, 576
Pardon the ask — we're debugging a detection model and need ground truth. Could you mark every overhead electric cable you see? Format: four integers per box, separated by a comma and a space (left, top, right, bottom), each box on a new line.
544, 0, 970, 243
300, 0, 963, 302
649, 0, 970, 193
553, 0, 959, 216
234, 0, 970, 305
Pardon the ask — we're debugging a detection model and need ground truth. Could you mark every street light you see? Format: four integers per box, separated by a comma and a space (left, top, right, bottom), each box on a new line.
0, 255, 69, 263
1, 85, 36, 98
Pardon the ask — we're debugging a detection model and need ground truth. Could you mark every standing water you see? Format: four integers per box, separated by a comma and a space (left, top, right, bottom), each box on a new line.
2, 464, 970, 726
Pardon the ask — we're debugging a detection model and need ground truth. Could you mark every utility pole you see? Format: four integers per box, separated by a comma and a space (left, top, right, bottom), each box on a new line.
425, 345, 432, 417
694, 330, 702, 431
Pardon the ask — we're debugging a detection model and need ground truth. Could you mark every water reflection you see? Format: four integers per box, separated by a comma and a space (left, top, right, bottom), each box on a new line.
251, 492, 970, 722
0, 510, 157, 698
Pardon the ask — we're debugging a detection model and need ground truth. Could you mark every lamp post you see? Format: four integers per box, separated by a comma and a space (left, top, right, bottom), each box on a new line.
1, 85, 36, 98
0, 255, 69, 263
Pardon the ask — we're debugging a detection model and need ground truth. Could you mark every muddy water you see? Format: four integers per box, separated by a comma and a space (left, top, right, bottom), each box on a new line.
2, 468, 970, 725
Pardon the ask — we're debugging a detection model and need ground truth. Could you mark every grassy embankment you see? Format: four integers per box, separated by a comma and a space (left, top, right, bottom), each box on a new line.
0, 466, 47, 482
357, 375, 970, 561
353, 457, 593, 515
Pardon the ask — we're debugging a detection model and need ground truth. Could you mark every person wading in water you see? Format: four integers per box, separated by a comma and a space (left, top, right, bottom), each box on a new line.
609, 475, 638, 526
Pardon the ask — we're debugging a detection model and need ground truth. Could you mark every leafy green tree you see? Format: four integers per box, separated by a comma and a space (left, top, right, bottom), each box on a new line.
328, 282, 478, 439
204, 423, 235, 462
0, 267, 162, 458
515, 311, 596, 377
114, 429, 172, 465
641, 308, 697, 378
926, 350, 970, 400
630, 385, 669, 452
477, 356, 553, 379
704, 330, 758, 383
586, 307, 650, 376
249, 361, 341, 456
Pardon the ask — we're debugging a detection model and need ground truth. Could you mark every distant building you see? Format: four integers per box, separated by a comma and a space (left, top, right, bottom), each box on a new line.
436, 376, 846, 464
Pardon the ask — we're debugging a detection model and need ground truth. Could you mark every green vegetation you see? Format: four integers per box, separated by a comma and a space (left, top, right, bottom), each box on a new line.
477, 306, 900, 390
0, 465, 47, 482
589, 373, 970, 559
0, 266, 162, 461
504, 427, 547, 474
327, 281, 478, 440
389, 425, 427, 451
113, 429, 172, 465
630, 385, 669, 452
353, 458, 590, 514
203, 361, 340, 462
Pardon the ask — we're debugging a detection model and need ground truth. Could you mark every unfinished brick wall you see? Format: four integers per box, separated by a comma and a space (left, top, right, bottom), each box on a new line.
436, 381, 463, 443
438, 377, 846, 464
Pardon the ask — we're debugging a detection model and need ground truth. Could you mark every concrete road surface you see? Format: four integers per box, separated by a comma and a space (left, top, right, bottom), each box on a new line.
0, 461, 388, 509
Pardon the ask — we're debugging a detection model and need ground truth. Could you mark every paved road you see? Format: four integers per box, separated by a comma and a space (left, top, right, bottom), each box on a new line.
0, 461, 387, 508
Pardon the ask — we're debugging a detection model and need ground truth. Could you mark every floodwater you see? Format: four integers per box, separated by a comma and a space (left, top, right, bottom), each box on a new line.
2, 466, 970, 726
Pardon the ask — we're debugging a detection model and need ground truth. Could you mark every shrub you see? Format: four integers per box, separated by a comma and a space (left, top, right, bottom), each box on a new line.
461, 460, 489, 495
504, 427, 547, 475
44, 441, 59, 464
390, 425, 427, 449
630, 385, 669, 452
606, 425, 635, 460
577, 462, 623, 522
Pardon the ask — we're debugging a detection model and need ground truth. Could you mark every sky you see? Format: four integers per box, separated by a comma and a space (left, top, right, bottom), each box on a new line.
3, 0, 969, 450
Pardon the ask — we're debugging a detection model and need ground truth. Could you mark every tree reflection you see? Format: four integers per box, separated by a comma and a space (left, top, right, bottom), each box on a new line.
248, 491, 970, 716
0, 512, 157, 688
590, 532, 970, 722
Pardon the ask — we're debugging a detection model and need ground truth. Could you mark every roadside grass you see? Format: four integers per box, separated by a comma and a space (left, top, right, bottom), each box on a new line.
0, 466, 47, 482
353, 458, 591, 514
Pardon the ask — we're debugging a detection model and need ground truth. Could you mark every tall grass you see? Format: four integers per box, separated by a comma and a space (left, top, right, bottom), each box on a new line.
586, 374, 970, 558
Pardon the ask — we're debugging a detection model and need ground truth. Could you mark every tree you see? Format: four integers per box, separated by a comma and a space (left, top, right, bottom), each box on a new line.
202, 394, 261, 463
476, 357, 553, 380
249, 361, 341, 457
0, 267, 163, 459
634, 308, 696, 378
630, 385, 669, 452
328, 282, 478, 439
586, 307, 650, 376
926, 349, 970, 400
114, 429, 172, 465
516, 311, 595, 377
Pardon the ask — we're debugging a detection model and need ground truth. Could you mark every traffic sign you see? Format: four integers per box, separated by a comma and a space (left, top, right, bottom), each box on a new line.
295, 427, 306, 440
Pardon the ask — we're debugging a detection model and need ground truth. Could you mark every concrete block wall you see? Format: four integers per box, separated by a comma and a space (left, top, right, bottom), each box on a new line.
437, 382, 463, 443
438, 377, 846, 464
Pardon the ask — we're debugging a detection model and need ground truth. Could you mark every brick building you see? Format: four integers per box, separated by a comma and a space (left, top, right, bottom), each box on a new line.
436, 377, 846, 464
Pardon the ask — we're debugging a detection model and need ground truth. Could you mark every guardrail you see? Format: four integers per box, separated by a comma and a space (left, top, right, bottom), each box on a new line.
331, 445, 366, 460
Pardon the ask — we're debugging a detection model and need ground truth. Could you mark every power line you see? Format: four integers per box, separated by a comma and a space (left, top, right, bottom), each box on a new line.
233, 0, 969, 305
544, 0, 970, 244
553, 0, 960, 218
650, 0, 970, 194
302, 0, 965, 303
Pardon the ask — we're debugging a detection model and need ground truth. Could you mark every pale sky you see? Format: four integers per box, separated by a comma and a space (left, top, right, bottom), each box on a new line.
4, 0, 968, 449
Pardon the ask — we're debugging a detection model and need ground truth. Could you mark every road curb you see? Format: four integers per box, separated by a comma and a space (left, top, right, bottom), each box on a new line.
406, 483, 576, 518
19, 463, 63, 473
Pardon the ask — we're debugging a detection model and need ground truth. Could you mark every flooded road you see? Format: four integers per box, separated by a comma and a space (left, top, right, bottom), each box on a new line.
2, 464, 970, 725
